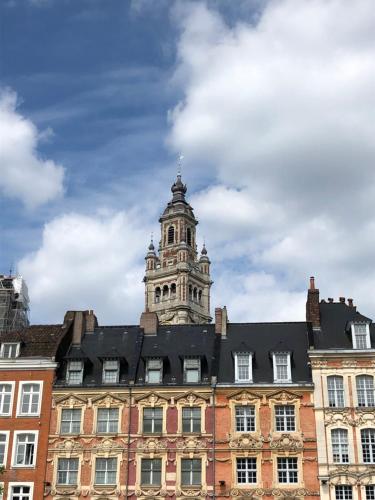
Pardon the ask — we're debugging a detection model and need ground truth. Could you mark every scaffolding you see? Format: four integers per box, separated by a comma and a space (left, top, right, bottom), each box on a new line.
0, 275, 30, 333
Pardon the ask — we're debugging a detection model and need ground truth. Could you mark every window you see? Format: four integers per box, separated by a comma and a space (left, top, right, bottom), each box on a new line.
155, 287, 161, 303
184, 358, 201, 383
61, 408, 81, 434
97, 408, 119, 433
327, 376, 345, 407
102, 360, 119, 384
18, 383, 41, 416
236, 458, 257, 483
277, 457, 298, 483
234, 353, 252, 382
273, 353, 291, 382
66, 360, 83, 385
181, 459, 201, 486
146, 358, 163, 384
0, 383, 13, 415
57, 458, 79, 485
352, 323, 370, 349
162, 285, 169, 299
186, 227, 192, 246
361, 428, 375, 463
357, 375, 375, 407
275, 405, 295, 432
143, 407, 163, 433
331, 429, 349, 463
335, 485, 353, 500
0, 343, 19, 358
235, 406, 255, 432
141, 458, 161, 486
171, 283, 176, 298
9, 485, 32, 500
366, 486, 375, 500
182, 407, 201, 433
95, 457, 117, 485
168, 226, 175, 244
0, 433, 9, 466
13, 433, 37, 467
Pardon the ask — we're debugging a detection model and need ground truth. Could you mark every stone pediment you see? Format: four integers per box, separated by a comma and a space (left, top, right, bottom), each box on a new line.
268, 389, 302, 402
53, 393, 88, 407
135, 392, 170, 405
227, 389, 262, 402
175, 391, 210, 405
91, 392, 127, 407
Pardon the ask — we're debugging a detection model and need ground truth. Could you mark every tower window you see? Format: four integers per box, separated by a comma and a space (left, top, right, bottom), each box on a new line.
170, 283, 176, 298
155, 287, 161, 303
186, 227, 192, 246
198, 290, 202, 304
168, 226, 175, 244
188, 285, 193, 300
162, 285, 169, 300
193, 287, 197, 302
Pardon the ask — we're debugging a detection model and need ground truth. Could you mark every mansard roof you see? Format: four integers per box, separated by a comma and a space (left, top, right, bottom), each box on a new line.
311, 301, 374, 350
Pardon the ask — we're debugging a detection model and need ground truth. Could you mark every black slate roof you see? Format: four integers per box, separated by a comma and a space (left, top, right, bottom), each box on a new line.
311, 302, 374, 350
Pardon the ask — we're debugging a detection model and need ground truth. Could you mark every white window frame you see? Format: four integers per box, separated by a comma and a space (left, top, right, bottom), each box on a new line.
94, 456, 117, 485
335, 485, 353, 500
327, 375, 345, 408
234, 352, 253, 383
272, 352, 292, 383
183, 357, 201, 384
277, 456, 298, 483
0, 431, 10, 467
102, 359, 120, 384
146, 358, 163, 384
275, 405, 296, 432
60, 408, 82, 434
66, 360, 84, 385
11, 431, 39, 468
141, 457, 162, 486
57, 457, 79, 485
236, 457, 257, 484
365, 485, 375, 500
331, 428, 349, 463
7, 482, 34, 500
16, 381, 43, 417
356, 375, 375, 407
235, 405, 255, 432
96, 407, 119, 434
0, 381, 15, 416
351, 323, 371, 349
0, 342, 20, 358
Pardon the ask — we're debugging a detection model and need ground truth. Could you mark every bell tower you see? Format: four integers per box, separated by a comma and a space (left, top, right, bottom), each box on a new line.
144, 175, 212, 324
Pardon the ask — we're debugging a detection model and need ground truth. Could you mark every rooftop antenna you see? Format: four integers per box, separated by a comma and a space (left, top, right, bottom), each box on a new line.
177, 153, 184, 176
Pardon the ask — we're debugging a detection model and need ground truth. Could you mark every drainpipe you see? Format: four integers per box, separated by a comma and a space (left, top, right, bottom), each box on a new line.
125, 384, 132, 500
211, 376, 217, 500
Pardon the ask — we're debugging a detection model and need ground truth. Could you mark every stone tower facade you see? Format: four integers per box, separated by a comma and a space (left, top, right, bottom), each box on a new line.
144, 175, 212, 324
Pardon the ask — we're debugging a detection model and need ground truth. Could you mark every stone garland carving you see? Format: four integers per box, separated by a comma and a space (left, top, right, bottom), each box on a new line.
176, 487, 208, 497
310, 360, 328, 368
230, 488, 320, 497
135, 393, 170, 406
324, 408, 375, 427
175, 392, 209, 405
176, 437, 207, 450
135, 487, 168, 497
268, 390, 303, 402
229, 434, 265, 449
269, 434, 303, 451
137, 437, 168, 452
342, 360, 358, 368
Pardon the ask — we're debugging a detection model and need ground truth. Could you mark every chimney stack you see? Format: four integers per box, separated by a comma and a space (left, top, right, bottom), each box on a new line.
140, 311, 158, 335
339, 297, 345, 304
84, 310, 98, 333
348, 298, 354, 308
72, 311, 85, 346
306, 276, 320, 330
215, 306, 228, 337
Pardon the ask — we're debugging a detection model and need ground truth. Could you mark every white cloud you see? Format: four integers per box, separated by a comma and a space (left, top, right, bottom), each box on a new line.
0, 89, 64, 208
19, 211, 148, 324
168, 0, 375, 320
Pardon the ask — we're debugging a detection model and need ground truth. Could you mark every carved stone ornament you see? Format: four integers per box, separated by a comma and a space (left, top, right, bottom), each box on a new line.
353, 410, 375, 427
342, 360, 358, 368
227, 390, 262, 403
175, 391, 209, 405
328, 472, 359, 486
135, 392, 169, 406
176, 437, 207, 450
135, 487, 168, 497
137, 437, 168, 452
54, 394, 88, 408
268, 390, 302, 402
176, 487, 208, 497
53, 438, 83, 455
90, 486, 122, 496
310, 360, 328, 368
324, 409, 355, 427
230, 488, 319, 497
94, 437, 123, 454
49, 485, 81, 496
269, 433, 303, 451
229, 433, 265, 449
91, 392, 127, 407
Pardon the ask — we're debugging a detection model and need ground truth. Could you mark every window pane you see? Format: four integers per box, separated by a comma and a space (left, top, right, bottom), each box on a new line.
61, 409, 81, 434
275, 405, 295, 432
328, 376, 345, 407
332, 429, 349, 463
362, 429, 375, 463
335, 485, 353, 500
0, 384, 12, 414
235, 406, 255, 432
237, 458, 257, 483
357, 376, 375, 407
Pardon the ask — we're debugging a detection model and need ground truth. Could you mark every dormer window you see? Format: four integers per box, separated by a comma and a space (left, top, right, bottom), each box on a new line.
66, 360, 84, 385
234, 353, 253, 383
146, 358, 163, 384
0, 342, 20, 358
351, 323, 371, 349
184, 357, 201, 383
272, 352, 292, 383
102, 360, 119, 384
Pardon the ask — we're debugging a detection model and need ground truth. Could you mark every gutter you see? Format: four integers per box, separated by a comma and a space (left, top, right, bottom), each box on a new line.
211, 376, 217, 500
125, 384, 132, 500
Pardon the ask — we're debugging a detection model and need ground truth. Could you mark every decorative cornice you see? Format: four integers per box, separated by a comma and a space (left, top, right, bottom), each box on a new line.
230, 487, 320, 496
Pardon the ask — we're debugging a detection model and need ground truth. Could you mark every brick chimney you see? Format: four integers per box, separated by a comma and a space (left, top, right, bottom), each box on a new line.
72, 311, 85, 346
215, 306, 228, 337
84, 310, 98, 333
306, 276, 320, 330
140, 311, 158, 335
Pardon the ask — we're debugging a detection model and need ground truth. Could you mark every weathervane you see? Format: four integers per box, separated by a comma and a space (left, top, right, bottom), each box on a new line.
177, 153, 184, 176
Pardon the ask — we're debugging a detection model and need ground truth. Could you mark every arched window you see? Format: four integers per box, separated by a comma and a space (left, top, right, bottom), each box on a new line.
162, 285, 169, 300
155, 287, 161, 304
327, 375, 345, 408
170, 283, 176, 298
331, 428, 349, 463
188, 285, 193, 300
198, 290, 202, 304
193, 287, 197, 302
168, 226, 175, 245
186, 227, 192, 246
357, 375, 375, 407
361, 428, 375, 463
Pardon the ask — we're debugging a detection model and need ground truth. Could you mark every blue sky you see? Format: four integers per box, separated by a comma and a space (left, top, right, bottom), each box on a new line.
1, 0, 375, 325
